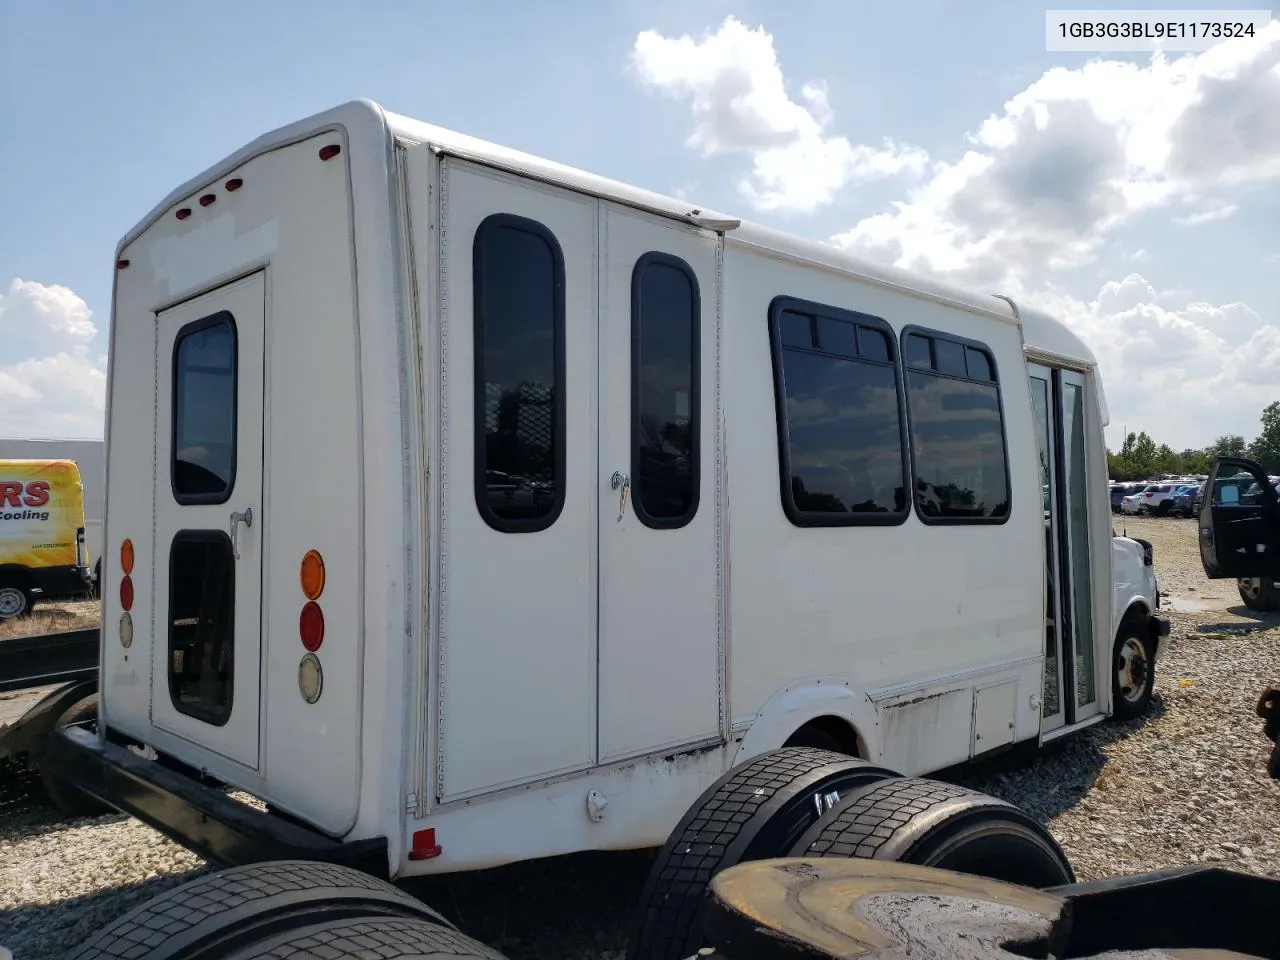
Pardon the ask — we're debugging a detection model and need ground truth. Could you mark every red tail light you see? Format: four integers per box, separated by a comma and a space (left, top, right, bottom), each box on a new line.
299, 601, 324, 652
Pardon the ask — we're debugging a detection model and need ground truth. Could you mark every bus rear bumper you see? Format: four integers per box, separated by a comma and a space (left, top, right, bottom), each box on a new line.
45, 724, 389, 879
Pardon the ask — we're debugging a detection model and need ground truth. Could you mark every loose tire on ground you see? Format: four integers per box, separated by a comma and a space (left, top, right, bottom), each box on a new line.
222, 916, 508, 960
41, 693, 111, 819
1111, 626, 1155, 721
789, 776, 1075, 890
625, 747, 901, 960
67, 860, 456, 960
1239, 577, 1280, 612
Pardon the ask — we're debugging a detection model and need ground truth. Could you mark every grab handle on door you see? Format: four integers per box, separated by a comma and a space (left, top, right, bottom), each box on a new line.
611, 471, 630, 522
230, 506, 253, 560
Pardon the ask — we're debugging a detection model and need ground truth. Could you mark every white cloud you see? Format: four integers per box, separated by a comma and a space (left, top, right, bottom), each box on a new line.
1018, 275, 1270, 446
0, 277, 96, 354
832, 21, 1280, 287
1173, 199, 1239, 225
630, 16, 928, 214
0, 278, 106, 438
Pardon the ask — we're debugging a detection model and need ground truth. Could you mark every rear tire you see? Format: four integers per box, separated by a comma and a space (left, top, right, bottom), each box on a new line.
790, 776, 1075, 889
67, 860, 455, 960
1239, 578, 1280, 611
625, 747, 900, 960
222, 916, 507, 960
41, 694, 111, 819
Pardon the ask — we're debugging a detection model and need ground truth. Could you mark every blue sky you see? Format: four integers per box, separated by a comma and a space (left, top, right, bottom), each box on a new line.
2, 1, 1277, 450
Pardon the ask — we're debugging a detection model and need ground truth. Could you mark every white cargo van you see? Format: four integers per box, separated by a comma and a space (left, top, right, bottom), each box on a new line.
50, 101, 1166, 902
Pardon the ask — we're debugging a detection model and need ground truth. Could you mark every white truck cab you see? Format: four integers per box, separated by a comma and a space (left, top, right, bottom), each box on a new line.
48, 100, 1168, 886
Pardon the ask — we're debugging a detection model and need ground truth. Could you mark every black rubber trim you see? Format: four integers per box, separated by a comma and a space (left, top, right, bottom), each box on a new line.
45, 725, 389, 879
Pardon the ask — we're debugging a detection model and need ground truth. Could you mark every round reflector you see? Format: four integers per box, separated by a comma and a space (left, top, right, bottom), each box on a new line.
300, 549, 325, 600
299, 601, 325, 652
120, 574, 134, 611
120, 539, 135, 575
119, 611, 133, 648
299, 653, 323, 703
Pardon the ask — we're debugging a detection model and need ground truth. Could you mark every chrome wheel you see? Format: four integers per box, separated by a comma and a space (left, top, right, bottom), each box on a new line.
1241, 578, 1263, 602
1116, 636, 1150, 705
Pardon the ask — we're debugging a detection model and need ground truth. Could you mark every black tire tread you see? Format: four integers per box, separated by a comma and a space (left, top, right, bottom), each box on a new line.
798, 777, 1007, 859
68, 860, 448, 960
627, 747, 857, 960
226, 917, 506, 960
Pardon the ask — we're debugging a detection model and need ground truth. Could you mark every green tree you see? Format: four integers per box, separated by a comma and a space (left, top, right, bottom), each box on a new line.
1248, 402, 1280, 474
1210, 434, 1248, 458
1179, 448, 1211, 474
1130, 432, 1158, 477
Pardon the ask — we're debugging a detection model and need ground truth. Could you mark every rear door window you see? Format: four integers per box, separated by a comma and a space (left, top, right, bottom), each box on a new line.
172, 313, 238, 504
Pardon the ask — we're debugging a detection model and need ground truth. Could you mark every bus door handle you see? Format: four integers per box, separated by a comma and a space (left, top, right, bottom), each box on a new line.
230, 507, 253, 560
611, 471, 630, 521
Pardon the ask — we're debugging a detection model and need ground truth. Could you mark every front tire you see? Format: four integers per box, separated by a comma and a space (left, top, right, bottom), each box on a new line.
1239, 578, 1280, 611
0, 581, 32, 620
1111, 629, 1155, 721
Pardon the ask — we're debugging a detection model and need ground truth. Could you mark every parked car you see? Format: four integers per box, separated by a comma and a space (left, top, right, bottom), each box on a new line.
1122, 482, 1191, 515
1166, 484, 1200, 517
1110, 482, 1143, 513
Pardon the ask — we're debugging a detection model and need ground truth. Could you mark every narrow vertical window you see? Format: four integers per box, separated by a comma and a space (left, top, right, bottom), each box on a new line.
172, 312, 237, 504
901, 328, 1011, 522
168, 530, 235, 726
631, 253, 700, 528
473, 214, 566, 533
769, 297, 910, 526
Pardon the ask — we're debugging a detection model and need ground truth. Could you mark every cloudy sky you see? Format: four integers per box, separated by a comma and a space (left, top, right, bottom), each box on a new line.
1, 1, 1276, 451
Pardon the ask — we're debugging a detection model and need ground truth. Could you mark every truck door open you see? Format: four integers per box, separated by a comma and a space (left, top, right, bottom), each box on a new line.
1199, 456, 1280, 580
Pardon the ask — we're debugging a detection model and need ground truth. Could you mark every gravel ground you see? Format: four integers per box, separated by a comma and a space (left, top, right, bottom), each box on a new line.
3, 515, 1279, 959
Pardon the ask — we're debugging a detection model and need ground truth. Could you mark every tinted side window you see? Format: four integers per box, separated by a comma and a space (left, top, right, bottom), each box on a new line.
632, 253, 699, 528
770, 298, 908, 526
902, 330, 1010, 522
172, 313, 237, 504
473, 215, 566, 533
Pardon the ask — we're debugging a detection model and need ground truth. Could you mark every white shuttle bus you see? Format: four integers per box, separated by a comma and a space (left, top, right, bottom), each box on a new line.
51, 100, 1167, 955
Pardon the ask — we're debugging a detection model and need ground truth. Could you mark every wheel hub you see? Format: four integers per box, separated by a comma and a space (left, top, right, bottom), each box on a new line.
1117, 637, 1149, 703
0, 587, 25, 618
